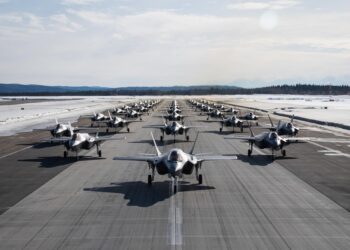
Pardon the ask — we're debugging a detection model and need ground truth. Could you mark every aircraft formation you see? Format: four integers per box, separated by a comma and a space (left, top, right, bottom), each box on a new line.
36, 98, 350, 192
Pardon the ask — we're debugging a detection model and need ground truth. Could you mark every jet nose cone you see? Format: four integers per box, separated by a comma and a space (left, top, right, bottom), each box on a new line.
71, 140, 80, 148
294, 128, 299, 135
168, 162, 182, 175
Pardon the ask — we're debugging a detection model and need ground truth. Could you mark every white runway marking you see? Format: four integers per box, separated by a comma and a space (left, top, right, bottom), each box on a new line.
167, 178, 183, 247
0, 145, 33, 159
308, 141, 350, 158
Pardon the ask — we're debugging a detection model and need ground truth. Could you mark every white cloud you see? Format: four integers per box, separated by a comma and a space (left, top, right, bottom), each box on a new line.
62, 0, 102, 5
67, 9, 115, 24
227, 0, 300, 10
0, 9, 349, 86
50, 14, 83, 32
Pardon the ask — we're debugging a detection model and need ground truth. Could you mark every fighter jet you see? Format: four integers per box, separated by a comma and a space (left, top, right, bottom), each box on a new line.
143, 120, 203, 142
239, 112, 259, 121
96, 111, 136, 133
42, 132, 125, 160
225, 126, 350, 159
34, 118, 94, 138
163, 111, 189, 122
113, 132, 237, 192
212, 115, 245, 133
81, 111, 110, 127
125, 109, 143, 120
206, 109, 225, 120
111, 107, 127, 115
263, 114, 299, 136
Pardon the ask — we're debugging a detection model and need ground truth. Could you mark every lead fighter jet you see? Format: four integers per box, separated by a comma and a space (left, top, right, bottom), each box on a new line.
113, 132, 237, 193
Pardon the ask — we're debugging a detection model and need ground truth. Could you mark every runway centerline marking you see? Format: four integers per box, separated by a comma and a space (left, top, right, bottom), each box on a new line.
167, 178, 183, 247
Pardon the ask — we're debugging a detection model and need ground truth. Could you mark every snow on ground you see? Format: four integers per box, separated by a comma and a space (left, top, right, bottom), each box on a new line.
0, 96, 138, 136
207, 95, 350, 126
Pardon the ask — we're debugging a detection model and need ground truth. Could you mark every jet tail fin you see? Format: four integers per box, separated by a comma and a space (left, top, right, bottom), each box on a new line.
248, 122, 254, 137
268, 114, 274, 126
189, 132, 200, 155
151, 132, 161, 156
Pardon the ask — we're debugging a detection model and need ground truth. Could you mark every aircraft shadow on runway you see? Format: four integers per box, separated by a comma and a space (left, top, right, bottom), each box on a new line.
84, 181, 215, 207
18, 156, 105, 168
237, 154, 298, 166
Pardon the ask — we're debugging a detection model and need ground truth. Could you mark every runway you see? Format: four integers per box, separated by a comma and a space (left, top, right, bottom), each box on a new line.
0, 99, 349, 249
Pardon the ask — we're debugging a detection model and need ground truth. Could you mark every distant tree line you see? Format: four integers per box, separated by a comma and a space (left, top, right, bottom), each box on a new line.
0, 84, 349, 96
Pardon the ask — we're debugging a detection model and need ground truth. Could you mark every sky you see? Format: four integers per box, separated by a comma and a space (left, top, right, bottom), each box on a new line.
0, 0, 349, 87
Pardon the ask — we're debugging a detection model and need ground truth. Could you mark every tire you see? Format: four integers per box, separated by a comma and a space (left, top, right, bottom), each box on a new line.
240, 126, 244, 133
282, 149, 286, 157
160, 136, 163, 142
198, 174, 203, 184
148, 175, 152, 186
64, 151, 68, 158
186, 135, 189, 141
98, 150, 102, 157
106, 128, 109, 133
248, 149, 252, 157
174, 185, 177, 194
206, 117, 209, 120
127, 128, 130, 133
219, 128, 223, 133
256, 122, 259, 126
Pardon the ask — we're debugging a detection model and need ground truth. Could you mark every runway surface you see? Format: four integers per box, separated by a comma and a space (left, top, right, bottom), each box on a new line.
0, 99, 349, 249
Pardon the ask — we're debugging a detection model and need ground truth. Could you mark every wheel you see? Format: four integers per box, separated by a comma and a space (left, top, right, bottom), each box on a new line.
90, 123, 93, 127
219, 127, 223, 133
240, 126, 244, 132
186, 135, 189, 141
127, 128, 130, 133
206, 117, 209, 120
198, 174, 203, 184
282, 149, 286, 157
148, 175, 152, 186
256, 122, 259, 126
64, 151, 68, 158
140, 117, 143, 121
160, 136, 163, 142
174, 185, 177, 194
106, 128, 109, 133
98, 150, 102, 157
248, 149, 252, 157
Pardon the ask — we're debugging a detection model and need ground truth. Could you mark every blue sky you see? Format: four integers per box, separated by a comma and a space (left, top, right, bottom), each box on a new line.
0, 0, 349, 87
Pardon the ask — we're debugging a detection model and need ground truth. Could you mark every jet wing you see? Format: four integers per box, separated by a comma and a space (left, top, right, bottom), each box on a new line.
95, 136, 126, 142
143, 125, 166, 128
33, 127, 56, 131
40, 137, 71, 143
197, 154, 237, 161
285, 137, 350, 143
224, 136, 255, 142
113, 156, 157, 162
